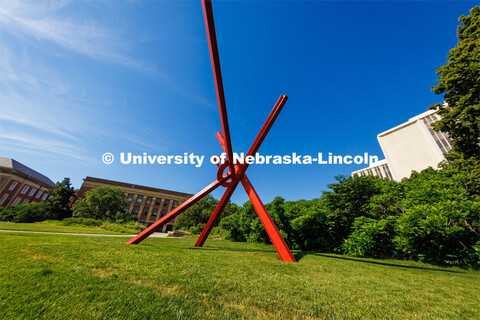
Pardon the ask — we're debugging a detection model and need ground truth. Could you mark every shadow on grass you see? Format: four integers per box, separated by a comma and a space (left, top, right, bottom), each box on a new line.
295, 252, 463, 273
166, 240, 465, 273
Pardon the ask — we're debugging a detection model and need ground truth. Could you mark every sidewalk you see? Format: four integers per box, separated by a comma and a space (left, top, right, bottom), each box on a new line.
0, 229, 171, 238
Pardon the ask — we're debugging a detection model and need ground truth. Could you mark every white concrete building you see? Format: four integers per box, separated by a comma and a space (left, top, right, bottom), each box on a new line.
352, 110, 452, 181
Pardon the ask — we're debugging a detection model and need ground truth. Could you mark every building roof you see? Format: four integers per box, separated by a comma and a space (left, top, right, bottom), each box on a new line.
0, 157, 55, 186
351, 159, 389, 175
83, 176, 192, 198
377, 109, 437, 138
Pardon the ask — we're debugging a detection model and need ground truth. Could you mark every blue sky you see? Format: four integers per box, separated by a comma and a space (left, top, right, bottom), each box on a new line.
0, 0, 477, 204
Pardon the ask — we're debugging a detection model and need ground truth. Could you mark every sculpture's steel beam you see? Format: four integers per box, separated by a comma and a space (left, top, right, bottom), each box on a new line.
195, 95, 287, 249
202, 0, 235, 176
240, 175, 296, 262
126, 173, 232, 244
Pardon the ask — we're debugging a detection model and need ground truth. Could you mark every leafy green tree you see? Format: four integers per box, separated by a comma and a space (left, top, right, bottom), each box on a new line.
429, 6, 480, 158
322, 175, 385, 249
44, 177, 76, 220
175, 195, 239, 230
220, 200, 263, 242
71, 186, 129, 222
290, 198, 332, 251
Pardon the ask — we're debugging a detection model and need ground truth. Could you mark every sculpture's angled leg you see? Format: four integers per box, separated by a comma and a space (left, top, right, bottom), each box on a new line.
195, 178, 241, 247
126, 174, 232, 244
202, 0, 235, 176
241, 176, 296, 262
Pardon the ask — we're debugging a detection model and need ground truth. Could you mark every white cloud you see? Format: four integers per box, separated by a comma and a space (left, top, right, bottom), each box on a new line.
0, 132, 97, 164
0, 0, 156, 72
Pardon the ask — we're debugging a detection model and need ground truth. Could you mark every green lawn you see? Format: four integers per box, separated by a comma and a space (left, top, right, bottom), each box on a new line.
0, 232, 478, 319
0, 221, 133, 235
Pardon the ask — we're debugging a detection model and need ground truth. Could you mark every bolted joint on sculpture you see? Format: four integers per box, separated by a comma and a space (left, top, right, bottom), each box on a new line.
126, 0, 296, 262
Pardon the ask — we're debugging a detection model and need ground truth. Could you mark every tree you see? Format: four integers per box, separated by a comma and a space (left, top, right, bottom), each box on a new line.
175, 195, 218, 229
322, 175, 384, 249
44, 177, 76, 220
71, 186, 129, 222
175, 195, 240, 230
429, 6, 480, 158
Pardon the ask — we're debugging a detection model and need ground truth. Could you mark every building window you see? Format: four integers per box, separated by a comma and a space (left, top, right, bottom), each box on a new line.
155, 198, 162, 205
142, 208, 149, 215
9, 181, 18, 191
12, 197, 22, 205
23, 199, 30, 204
123, 205, 130, 212
173, 200, 178, 208
164, 199, 170, 206
146, 197, 152, 204
42, 194, 48, 200
132, 206, 140, 214
152, 209, 158, 216
127, 194, 134, 202
20, 186, 30, 194
136, 195, 143, 203
35, 191, 42, 199
161, 210, 167, 216
28, 188, 37, 196
0, 195, 8, 205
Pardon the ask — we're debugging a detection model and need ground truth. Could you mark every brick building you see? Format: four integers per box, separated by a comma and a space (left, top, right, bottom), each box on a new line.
0, 157, 55, 208
76, 177, 191, 232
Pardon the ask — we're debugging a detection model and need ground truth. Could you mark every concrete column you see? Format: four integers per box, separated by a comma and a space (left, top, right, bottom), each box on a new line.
0, 176, 11, 195
128, 194, 137, 212
137, 195, 146, 220
145, 197, 156, 222
155, 198, 166, 221
166, 199, 175, 227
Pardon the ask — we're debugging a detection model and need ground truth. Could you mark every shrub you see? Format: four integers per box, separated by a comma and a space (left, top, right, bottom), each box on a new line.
342, 216, 398, 258
0, 203, 52, 223
393, 200, 480, 267
189, 226, 201, 234
220, 214, 247, 242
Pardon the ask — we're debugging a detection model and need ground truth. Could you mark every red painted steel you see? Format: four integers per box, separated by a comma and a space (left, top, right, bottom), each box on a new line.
126, 174, 231, 244
194, 95, 287, 250
127, 0, 297, 262
241, 175, 296, 262
202, 0, 235, 176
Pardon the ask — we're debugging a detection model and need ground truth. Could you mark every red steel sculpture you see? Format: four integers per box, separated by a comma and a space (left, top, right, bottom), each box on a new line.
126, 0, 296, 262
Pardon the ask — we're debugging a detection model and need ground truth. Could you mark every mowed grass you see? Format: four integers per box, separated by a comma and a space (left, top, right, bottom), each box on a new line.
0, 221, 130, 235
0, 232, 479, 320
